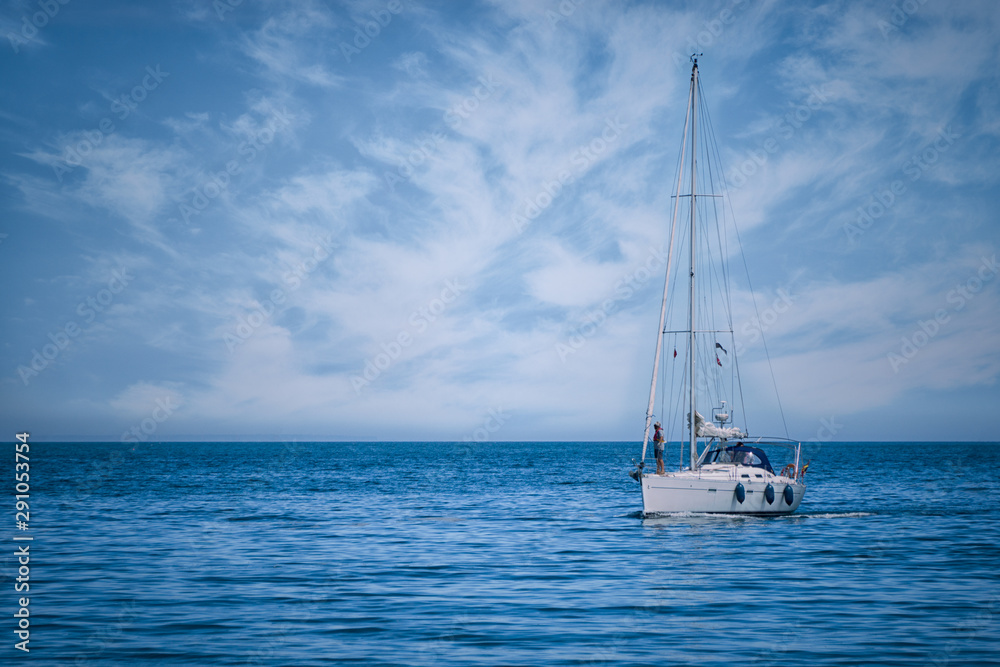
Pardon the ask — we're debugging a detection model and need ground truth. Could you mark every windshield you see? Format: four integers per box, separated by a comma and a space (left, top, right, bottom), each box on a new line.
701, 445, 774, 473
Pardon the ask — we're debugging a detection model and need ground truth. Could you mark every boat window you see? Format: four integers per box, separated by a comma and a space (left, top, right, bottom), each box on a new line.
730, 446, 775, 473
709, 448, 736, 464
701, 445, 776, 473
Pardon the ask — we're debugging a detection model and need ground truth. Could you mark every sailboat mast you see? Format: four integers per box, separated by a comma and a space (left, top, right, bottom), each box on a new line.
688, 58, 699, 470
639, 79, 693, 467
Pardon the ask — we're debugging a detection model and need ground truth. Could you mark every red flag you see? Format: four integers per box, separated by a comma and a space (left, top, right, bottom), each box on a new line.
716, 355, 722, 366
673, 349, 677, 358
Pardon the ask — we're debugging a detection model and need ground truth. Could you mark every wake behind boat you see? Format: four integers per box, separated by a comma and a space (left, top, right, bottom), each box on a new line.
630, 57, 807, 515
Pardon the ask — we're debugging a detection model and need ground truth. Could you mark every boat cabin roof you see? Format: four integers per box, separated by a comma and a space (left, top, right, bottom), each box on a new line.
701, 444, 774, 474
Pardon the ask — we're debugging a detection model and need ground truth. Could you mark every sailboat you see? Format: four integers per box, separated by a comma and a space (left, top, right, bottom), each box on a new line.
630, 57, 806, 515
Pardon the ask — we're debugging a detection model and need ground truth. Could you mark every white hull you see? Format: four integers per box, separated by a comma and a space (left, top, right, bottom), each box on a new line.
641, 464, 805, 515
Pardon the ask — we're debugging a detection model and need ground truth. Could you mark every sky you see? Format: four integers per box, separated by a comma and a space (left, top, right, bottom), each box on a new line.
1, 0, 998, 443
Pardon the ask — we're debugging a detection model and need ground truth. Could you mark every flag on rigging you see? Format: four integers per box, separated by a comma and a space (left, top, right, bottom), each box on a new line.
673, 349, 677, 358
716, 355, 722, 367
715, 342, 727, 354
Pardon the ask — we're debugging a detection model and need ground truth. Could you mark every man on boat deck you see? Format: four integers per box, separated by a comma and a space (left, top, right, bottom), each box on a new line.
653, 422, 665, 475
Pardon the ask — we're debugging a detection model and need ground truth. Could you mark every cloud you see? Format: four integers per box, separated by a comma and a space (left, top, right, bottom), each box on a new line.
15, 134, 188, 254
392, 51, 429, 78
239, 4, 344, 88
734, 247, 1000, 417
109, 381, 186, 418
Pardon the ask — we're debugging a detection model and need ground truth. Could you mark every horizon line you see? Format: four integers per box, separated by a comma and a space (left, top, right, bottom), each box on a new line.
20, 437, 998, 444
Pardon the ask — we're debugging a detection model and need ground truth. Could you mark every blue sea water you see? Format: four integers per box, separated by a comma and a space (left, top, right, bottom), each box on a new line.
8, 441, 1000, 665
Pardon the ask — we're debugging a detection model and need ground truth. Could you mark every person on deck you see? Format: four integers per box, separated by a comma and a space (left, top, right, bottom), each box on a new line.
653, 422, 665, 475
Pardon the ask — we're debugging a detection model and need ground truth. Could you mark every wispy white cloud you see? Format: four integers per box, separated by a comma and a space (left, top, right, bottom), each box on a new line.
239, 3, 344, 88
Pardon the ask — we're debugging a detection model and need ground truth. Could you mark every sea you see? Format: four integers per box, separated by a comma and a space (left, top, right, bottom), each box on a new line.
10, 441, 1000, 665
